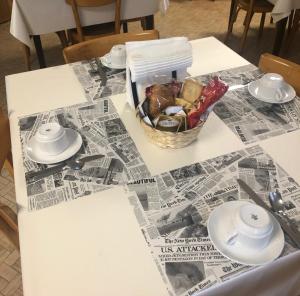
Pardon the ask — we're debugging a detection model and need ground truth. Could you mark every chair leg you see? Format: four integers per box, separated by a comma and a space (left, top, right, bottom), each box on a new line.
67, 29, 75, 45
285, 10, 300, 52
225, 0, 239, 42
258, 13, 266, 39
122, 21, 128, 33
55, 30, 68, 48
21, 43, 31, 71
140, 17, 146, 30
234, 7, 241, 22
4, 153, 13, 178
239, 9, 253, 53
243, 11, 254, 26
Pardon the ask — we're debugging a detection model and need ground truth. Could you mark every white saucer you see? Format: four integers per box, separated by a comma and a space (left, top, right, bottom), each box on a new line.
26, 128, 83, 164
207, 201, 284, 266
100, 53, 126, 70
248, 80, 296, 104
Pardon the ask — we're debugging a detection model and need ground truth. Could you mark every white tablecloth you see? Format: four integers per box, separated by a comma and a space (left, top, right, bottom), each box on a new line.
10, 0, 168, 48
268, 0, 300, 22
5, 37, 300, 296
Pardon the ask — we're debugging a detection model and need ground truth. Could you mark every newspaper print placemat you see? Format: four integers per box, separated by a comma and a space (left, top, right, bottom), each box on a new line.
19, 98, 150, 211
194, 64, 300, 144
127, 145, 300, 296
71, 58, 126, 102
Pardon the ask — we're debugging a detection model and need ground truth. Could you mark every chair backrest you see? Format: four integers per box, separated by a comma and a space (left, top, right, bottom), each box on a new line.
259, 53, 300, 96
0, 203, 19, 249
0, 108, 11, 172
0, 108, 18, 249
63, 29, 160, 63
66, 0, 121, 42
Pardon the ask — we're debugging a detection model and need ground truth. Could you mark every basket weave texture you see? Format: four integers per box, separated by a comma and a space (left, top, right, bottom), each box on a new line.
139, 117, 204, 149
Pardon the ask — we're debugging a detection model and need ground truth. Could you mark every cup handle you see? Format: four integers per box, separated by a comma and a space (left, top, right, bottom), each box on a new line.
226, 232, 239, 246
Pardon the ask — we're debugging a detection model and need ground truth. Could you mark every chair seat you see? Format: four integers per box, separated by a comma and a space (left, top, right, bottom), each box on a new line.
69, 22, 116, 43
239, 0, 273, 13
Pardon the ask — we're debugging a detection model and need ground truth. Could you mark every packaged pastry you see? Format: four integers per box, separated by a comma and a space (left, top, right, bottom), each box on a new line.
175, 98, 193, 110
147, 84, 175, 118
181, 79, 203, 103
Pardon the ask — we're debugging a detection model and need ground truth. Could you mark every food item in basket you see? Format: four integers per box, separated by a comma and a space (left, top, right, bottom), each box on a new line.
187, 109, 203, 130
181, 79, 203, 103
187, 77, 228, 128
164, 106, 183, 116
156, 115, 187, 132
147, 84, 176, 118
198, 76, 229, 114
175, 98, 193, 110
175, 110, 186, 117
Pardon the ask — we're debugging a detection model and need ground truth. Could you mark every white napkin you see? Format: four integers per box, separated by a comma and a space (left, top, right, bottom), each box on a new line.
125, 37, 192, 108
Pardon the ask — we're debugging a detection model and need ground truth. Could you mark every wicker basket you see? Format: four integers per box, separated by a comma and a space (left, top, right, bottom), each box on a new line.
139, 116, 204, 149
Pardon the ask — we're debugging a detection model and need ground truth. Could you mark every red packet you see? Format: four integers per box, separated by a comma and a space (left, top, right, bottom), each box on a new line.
187, 77, 228, 129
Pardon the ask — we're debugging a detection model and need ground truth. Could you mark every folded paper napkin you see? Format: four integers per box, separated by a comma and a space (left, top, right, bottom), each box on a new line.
125, 37, 193, 108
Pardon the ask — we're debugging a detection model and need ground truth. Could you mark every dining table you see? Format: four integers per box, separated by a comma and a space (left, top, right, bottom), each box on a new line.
5, 36, 300, 296
10, 0, 167, 68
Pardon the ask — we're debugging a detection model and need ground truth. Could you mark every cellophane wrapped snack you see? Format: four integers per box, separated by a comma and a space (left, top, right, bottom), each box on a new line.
146, 81, 182, 118
187, 77, 228, 129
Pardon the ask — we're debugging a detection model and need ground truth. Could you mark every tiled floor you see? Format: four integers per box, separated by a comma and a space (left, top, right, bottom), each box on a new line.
0, 170, 22, 296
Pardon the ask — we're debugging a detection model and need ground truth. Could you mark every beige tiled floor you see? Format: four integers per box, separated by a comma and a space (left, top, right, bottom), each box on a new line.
0, 169, 22, 296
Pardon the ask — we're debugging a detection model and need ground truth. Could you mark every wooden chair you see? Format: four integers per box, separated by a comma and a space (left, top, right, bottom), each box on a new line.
63, 29, 159, 63
66, 0, 121, 44
0, 108, 18, 249
122, 17, 146, 33
225, 0, 274, 53
259, 53, 300, 96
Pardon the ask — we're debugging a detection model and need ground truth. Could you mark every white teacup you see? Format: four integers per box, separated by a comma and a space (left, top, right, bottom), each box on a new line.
34, 123, 71, 156
226, 203, 274, 250
257, 73, 285, 101
110, 44, 126, 67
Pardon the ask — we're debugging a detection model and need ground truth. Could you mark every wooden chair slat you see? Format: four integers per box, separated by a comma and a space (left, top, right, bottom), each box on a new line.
66, 0, 115, 7
0, 108, 11, 172
259, 53, 300, 96
66, 0, 121, 43
63, 30, 159, 63
0, 108, 18, 249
